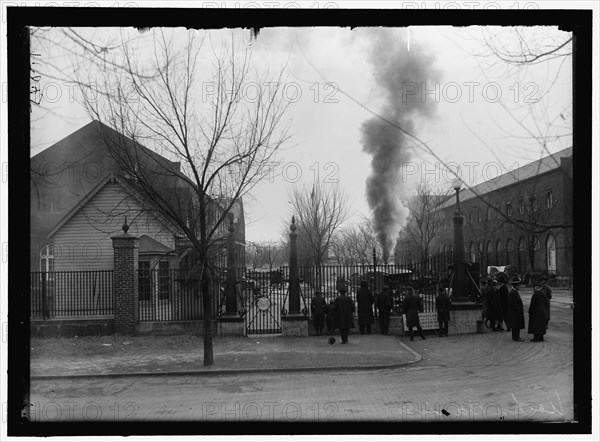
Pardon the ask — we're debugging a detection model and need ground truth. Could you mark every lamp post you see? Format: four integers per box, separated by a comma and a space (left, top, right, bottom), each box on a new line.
451, 179, 470, 302
288, 216, 300, 315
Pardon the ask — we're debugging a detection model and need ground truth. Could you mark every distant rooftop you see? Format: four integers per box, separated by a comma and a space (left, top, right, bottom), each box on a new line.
440, 146, 572, 209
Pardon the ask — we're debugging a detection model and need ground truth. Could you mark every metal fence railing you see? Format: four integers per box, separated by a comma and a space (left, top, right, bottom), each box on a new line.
137, 268, 224, 322
29, 253, 456, 321
30, 270, 113, 318
242, 264, 441, 318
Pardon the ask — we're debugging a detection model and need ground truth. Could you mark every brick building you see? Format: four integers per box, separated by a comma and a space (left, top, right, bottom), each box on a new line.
396, 147, 573, 286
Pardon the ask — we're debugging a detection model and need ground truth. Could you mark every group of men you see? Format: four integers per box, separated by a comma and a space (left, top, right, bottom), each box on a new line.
480, 274, 552, 342
310, 280, 431, 344
311, 273, 553, 344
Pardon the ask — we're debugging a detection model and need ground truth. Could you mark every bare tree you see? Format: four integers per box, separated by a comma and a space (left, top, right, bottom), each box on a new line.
76, 29, 290, 366
475, 27, 572, 168
287, 183, 350, 287
256, 241, 285, 271
401, 182, 453, 262
247, 241, 285, 271
245, 241, 261, 271
331, 217, 380, 266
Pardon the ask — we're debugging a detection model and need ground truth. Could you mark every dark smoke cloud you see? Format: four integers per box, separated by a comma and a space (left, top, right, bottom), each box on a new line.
361, 29, 441, 262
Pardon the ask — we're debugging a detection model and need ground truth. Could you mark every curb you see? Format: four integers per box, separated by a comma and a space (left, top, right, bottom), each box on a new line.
31, 340, 424, 381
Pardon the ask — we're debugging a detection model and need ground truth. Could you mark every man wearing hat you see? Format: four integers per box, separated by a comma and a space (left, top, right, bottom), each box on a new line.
311, 291, 327, 335
528, 284, 548, 342
539, 275, 552, 328
496, 272, 510, 331
333, 287, 355, 344
403, 287, 426, 341
376, 285, 393, 335
356, 280, 374, 335
487, 277, 504, 331
506, 275, 525, 341
435, 286, 451, 337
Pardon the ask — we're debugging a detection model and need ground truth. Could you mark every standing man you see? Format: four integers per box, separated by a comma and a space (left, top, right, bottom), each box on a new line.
435, 286, 451, 337
528, 285, 548, 342
539, 275, 552, 328
311, 291, 327, 335
486, 278, 503, 331
377, 285, 392, 335
334, 287, 355, 344
356, 280, 374, 335
403, 287, 426, 341
497, 273, 510, 331
506, 276, 525, 341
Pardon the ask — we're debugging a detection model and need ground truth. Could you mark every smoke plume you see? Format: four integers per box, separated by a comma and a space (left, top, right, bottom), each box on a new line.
361, 29, 440, 262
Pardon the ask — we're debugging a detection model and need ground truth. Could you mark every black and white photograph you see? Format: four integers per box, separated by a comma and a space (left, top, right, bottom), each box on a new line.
2, 1, 596, 440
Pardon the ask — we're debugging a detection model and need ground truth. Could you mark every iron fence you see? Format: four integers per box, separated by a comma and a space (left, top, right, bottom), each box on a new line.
138, 268, 224, 322
30, 270, 113, 318
242, 264, 442, 318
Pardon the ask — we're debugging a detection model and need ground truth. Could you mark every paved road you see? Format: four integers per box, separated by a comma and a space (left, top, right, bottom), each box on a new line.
28, 289, 574, 422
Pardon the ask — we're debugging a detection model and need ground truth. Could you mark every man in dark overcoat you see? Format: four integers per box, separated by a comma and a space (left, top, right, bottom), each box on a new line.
403, 288, 425, 341
356, 280, 374, 335
506, 276, 525, 341
325, 299, 336, 335
435, 286, 451, 337
497, 273, 510, 331
528, 285, 548, 342
311, 291, 327, 335
376, 285, 392, 335
333, 287, 355, 344
539, 275, 552, 328
486, 278, 503, 331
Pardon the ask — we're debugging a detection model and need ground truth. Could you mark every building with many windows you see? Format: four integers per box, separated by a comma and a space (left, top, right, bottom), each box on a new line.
396, 147, 573, 286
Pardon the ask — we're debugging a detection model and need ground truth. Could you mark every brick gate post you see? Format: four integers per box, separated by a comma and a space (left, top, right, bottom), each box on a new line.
111, 221, 139, 335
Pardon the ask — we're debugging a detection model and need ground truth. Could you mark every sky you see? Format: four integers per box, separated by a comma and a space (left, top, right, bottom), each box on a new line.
28, 24, 573, 247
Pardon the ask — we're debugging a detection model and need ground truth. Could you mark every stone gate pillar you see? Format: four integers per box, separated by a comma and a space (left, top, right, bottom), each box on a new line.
281, 216, 308, 336
111, 222, 139, 335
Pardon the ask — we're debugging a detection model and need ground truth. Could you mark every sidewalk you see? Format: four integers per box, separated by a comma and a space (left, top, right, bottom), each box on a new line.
30, 333, 422, 380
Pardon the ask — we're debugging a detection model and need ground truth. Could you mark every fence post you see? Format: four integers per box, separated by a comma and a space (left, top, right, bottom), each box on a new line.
111, 221, 139, 335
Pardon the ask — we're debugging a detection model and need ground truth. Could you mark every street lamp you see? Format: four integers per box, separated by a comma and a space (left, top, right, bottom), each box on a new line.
451, 178, 469, 302
452, 178, 462, 212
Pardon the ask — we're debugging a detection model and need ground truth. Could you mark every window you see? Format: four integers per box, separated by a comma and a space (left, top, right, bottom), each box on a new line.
477, 209, 481, 223
546, 234, 557, 272
40, 244, 55, 272
529, 194, 538, 211
518, 198, 524, 214
545, 190, 554, 208
495, 204, 500, 219
138, 261, 151, 301
158, 261, 170, 300
506, 202, 512, 217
